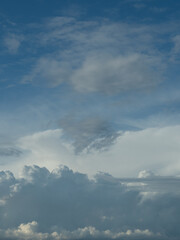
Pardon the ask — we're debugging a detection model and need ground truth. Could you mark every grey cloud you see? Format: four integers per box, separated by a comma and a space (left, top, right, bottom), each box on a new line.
0, 147, 22, 157
0, 165, 180, 239
59, 117, 120, 153
71, 54, 162, 94
0, 170, 15, 200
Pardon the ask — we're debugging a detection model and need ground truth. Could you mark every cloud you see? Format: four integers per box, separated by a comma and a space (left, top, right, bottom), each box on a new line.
23, 57, 72, 87
23, 17, 165, 94
59, 117, 119, 153
1, 10, 180, 240
4, 33, 23, 54
7, 125, 180, 178
0, 222, 159, 240
24, 53, 162, 94
1, 221, 49, 240
138, 170, 155, 178
0, 147, 22, 157
0, 165, 179, 239
71, 54, 161, 94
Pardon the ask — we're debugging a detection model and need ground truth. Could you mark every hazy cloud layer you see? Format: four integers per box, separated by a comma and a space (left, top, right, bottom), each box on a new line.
0, 165, 179, 240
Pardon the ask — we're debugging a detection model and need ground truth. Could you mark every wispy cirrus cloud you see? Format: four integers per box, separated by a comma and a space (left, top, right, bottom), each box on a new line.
22, 17, 166, 94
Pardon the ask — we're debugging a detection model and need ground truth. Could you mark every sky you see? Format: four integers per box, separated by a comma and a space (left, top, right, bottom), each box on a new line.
0, 0, 180, 239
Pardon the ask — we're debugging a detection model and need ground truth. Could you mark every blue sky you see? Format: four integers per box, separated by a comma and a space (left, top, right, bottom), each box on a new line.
1, 1, 180, 239
1, 0, 180, 177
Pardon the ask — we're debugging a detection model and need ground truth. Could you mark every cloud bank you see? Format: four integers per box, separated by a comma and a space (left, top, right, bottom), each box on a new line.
0, 165, 179, 240
2, 125, 178, 178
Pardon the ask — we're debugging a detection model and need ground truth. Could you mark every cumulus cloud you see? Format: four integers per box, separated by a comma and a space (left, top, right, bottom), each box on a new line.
1, 221, 49, 240
0, 223, 159, 240
0, 165, 179, 240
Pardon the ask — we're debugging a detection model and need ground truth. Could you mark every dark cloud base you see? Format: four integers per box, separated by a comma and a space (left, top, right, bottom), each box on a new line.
0, 165, 180, 239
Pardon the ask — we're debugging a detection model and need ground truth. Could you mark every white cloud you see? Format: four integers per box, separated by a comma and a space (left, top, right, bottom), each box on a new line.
138, 170, 155, 178
54, 226, 155, 239
3, 125, 180, 178
13, 129, 74, 175
0, 222, 157, 240
3, 221, 49, 240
